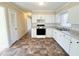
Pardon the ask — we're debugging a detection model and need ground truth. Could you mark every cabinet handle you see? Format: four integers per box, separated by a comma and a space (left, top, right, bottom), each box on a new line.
70, 42, 72, 43
77, 42, 79, 43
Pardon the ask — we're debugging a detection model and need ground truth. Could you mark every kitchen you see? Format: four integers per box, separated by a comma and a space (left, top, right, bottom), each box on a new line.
0, 2, 79, 56
31, 2, 79, 56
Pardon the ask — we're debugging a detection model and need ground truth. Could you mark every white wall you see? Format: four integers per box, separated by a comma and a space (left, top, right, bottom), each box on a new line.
68, 5, 79, 24
56, 4, 79, 25
0, 3, 28, 51
0, 7, 9, 52
55, 4, 79, 32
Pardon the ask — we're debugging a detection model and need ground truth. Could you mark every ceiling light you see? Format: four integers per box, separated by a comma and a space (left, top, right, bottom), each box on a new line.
39, 2, 44, 6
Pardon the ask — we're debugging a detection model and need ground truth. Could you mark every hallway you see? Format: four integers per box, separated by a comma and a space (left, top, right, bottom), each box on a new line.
0, 34, 68, 56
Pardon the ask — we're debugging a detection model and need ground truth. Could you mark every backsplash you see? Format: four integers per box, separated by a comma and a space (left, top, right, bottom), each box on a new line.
71, 24, 79, 28
32, 23, 58, 28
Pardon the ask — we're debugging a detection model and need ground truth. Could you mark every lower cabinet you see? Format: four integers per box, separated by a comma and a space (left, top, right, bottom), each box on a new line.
54, 30, 70, 54
46, 28, 53, 38
52, 29, 79, 56
61, 35, 70, 54
70, 38, 79, 56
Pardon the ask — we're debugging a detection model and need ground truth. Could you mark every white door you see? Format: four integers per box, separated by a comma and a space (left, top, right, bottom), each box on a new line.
8, 9, 18, 46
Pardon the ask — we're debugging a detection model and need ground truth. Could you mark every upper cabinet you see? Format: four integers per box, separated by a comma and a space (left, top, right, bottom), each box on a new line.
45, 15, 55, 23
32, 15, 37, 23
32, 15, 55, 23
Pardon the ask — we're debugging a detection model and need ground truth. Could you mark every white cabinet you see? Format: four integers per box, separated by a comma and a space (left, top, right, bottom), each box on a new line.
32, 15, 37, 23
32, 28, 36, 38
57, 32, 64, 47
32, 15, 55, 23
52, 29, 79, 56
52, 29, 71, 54
52, 29, 57, 40
55, 31, 61, 43
70, 38, 79, 56
46, 28, 53, 37
52, 29, 61, 42
52, 29, 64, 45
61, 34, 71, 54
45, 15, 55, 23
52, 29, 55, 37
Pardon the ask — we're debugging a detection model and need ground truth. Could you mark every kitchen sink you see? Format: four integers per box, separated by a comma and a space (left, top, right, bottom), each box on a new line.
55, 27, 70, 31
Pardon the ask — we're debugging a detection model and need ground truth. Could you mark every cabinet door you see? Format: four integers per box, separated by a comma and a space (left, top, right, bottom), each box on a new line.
45, 15, 54, 23
46, 28, 53, 37
55, 31, 62, 44
70, 39, 79, 56
50, 15, 55, 23
45, 15, 49, 23
52, 30, 61, 42
32, 28, 36, 38
52, 29, 56, 39
62, 35, 70, 54
57, 32, 64, 46
52, 29, 70, 54
32, 15, 37, 23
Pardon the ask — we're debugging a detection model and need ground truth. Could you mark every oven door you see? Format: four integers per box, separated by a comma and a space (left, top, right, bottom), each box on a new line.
37, 28, 46, 35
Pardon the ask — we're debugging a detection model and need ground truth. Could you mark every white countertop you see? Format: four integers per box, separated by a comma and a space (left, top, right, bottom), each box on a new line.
62, 30, 79, 40
54, 27, 79, 40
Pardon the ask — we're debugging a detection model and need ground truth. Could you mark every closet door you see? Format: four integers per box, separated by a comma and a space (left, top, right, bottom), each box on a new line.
8, 9, 18, 46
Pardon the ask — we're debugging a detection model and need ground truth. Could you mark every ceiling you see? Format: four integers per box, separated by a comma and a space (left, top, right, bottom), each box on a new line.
14, 2, 67, 12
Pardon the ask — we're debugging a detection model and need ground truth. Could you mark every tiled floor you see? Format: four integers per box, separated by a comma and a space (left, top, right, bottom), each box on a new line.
0, 34, 68, 56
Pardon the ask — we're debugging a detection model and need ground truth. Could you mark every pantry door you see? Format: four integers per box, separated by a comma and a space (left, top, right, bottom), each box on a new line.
8, 9, 18, 45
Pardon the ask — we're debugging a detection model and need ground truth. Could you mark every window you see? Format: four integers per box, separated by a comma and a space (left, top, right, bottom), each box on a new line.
60, 11, 69, 26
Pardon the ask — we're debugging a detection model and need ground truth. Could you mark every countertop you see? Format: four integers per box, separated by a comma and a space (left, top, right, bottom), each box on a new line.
54, 27, 79, 40
62, 29, 79, 40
